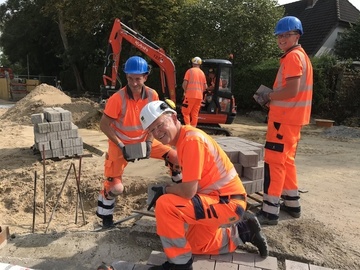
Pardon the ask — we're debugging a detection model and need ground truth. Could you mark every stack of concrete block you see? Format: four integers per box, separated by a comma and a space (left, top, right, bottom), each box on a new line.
31, 107, 83, 159
215, 137, 264, 195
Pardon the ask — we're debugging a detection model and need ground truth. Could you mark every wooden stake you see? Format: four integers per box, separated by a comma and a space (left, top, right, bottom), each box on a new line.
32, 171, 37, 233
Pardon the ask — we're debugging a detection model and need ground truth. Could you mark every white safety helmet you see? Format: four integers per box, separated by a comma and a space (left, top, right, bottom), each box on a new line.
191, 56, 202, 65
140, 101, 176, 130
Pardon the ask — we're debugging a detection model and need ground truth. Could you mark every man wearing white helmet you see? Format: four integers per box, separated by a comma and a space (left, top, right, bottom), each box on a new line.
96, 56, 182, 228
139, 100, 268, 270
254, 16, 313, 225
181, 56, 207, 127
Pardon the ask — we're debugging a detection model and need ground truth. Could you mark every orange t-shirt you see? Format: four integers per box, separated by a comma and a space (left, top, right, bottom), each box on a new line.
176, 125, 245, 196
104, 86, 159, 144
184, 67, 207, 99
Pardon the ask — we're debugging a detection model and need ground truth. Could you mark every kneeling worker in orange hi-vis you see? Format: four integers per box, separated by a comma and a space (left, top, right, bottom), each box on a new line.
140, 101, 269, 270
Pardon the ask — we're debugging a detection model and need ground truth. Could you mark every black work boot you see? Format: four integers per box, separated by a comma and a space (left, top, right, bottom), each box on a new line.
256, 210, 279, 225
149, 258, 193, 270
96, 212, 114, 228
280, 203, 301, 218
238, 213, 269, 258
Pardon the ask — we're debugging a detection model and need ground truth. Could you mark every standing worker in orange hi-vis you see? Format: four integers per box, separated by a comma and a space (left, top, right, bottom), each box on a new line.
254, 16, 313, 225
96, 56, 182, 228
139, 101, 268, 270
181, 56, 207, 127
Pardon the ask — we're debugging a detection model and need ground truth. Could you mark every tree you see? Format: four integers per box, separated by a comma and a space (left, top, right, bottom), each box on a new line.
0, 0, 62, 75
334, 20, 360, 61
172, 0, 283, 68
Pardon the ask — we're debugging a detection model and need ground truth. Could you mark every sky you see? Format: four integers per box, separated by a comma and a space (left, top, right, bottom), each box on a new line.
0, 0, 359, 10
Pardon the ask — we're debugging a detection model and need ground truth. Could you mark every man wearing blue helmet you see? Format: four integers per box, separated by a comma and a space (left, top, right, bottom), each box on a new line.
96, 56, 182, 228
255, 16, 313, 225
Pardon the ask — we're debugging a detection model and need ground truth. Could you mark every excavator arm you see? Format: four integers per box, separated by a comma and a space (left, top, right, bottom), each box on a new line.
102, 18, 177, 102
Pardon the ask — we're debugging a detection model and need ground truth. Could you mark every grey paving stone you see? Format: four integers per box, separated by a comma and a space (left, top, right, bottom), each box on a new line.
285, 259, 309, 270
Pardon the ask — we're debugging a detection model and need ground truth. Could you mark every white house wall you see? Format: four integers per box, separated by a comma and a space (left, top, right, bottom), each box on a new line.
315, 25, 348, 56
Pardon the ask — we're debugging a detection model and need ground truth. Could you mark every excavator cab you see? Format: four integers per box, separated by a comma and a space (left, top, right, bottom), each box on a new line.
194, 59, 236, 134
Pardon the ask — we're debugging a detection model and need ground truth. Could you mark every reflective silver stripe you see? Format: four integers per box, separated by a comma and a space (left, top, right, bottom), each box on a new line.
160, 236, 187, 249
283, 189, 299, 197
96, 194, 115, 216
159, 236, 192, 264
114, 130, 146, 141
282, 189, 300, 207
284, 200, 300, 208
230, 224, 243, 247
219, 228, 230, 254
218, 226, 242, 254
185, 130, 238, 194
271, 99, 312, 107
262, 193, 280, 215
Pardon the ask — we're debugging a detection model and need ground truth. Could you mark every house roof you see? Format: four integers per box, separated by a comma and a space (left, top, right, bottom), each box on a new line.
281, 0, 360, 56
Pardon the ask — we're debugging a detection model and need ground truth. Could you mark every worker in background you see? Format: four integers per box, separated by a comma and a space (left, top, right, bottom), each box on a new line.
181, 56, 207, 127
254, 16, 313, 225
96, 56, 182, 228
206, 68, 217, 92
139, 101, 268, 270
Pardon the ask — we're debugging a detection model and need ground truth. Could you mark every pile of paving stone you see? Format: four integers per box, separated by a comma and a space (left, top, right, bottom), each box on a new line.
31, 107, 83, 159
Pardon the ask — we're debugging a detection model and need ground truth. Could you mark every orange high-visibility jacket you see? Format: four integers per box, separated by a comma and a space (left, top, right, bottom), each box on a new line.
184, 67, 207, 100
176, 125, 245, 196
269, 45, 313, 125
104, 86, 159, 144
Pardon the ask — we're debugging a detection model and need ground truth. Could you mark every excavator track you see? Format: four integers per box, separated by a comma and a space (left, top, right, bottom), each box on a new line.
196, 124, 232, 136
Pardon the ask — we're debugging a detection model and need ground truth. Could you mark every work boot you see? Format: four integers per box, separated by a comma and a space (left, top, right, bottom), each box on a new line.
280, 203, 301, 218
149, 258, 193, 270
96, 212, 114, 228
256, 210, 279, 226
238, 213, 269, 258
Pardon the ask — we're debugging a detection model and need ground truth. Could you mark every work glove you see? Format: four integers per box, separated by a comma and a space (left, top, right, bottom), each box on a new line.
147, 185, 167, 211
118, 143, 135, 162
253, 91, 272, 107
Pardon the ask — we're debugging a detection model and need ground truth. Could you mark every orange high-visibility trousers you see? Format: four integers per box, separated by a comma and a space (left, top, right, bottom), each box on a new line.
181, 97, 202, 127
154, 193, 246, 264
262, 121, 301, 216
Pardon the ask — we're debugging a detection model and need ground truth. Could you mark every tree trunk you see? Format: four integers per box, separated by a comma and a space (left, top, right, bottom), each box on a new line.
57, 11, 85, 95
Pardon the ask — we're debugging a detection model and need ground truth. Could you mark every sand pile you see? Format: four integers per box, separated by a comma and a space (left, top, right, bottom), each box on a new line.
1, 83, 102, 129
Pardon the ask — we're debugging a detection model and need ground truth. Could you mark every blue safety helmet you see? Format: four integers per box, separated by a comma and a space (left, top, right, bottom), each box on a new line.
123, 56, 149, 74
274, 16, 303, 36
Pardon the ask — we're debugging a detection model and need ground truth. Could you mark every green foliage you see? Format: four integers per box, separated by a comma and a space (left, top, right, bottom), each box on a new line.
173, 0, 283, 71
234, 58, 279, 112
305, 55, 360, 125
0, 0, 62, 75
334, 19, 360, 61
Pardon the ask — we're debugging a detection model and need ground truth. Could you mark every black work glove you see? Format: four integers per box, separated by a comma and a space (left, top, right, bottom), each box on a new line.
147, 186, 166, 211
118, 143, 135, 162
